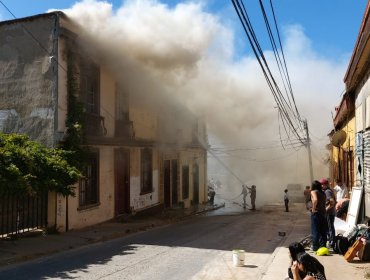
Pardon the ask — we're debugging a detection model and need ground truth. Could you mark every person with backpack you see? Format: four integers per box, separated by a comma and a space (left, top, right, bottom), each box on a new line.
290, 252, 326, 280
320, 178, 336, 248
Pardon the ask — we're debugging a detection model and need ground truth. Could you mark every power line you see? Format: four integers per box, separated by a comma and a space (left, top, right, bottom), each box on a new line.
268, 0, 300, 121
231, 0, 305, 145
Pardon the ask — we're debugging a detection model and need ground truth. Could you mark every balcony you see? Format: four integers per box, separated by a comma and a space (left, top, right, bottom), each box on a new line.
84, 113, 107, 137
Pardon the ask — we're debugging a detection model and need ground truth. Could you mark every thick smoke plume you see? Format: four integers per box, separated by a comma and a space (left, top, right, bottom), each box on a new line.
53, 0, 348, 204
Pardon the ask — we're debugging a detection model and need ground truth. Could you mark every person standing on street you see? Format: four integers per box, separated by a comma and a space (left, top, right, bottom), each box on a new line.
208, 185, 216, 205
310, 180, 327, 251
284, 189, 290, 212
304, 186, 311, 210
320, 178, 336, 248
247, 185, 256, 210
241, 184, 249, 209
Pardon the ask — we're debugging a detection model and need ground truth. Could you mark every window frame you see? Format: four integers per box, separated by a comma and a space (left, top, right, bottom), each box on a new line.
78, 151, 100, 209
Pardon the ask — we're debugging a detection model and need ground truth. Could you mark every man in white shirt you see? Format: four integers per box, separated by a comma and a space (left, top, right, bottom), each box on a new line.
334, 179, 349, 200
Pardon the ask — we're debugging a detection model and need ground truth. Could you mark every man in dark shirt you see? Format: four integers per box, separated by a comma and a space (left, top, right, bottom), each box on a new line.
320, 178, 336, 248
310, 180, 327, 251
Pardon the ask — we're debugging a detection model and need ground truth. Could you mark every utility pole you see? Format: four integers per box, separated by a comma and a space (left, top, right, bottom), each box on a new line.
304, 120, 314, 183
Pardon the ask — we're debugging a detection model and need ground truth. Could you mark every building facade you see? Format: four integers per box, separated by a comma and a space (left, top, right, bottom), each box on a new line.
329, 92, 355, 190
0, 12, 208, 232
342, 2, 370, 221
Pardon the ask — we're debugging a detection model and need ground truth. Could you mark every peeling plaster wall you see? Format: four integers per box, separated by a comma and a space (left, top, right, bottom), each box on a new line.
130, 147, 160, 211
0, 15, 58, 147
130, 108, 158, 140
62, 146, 115, 231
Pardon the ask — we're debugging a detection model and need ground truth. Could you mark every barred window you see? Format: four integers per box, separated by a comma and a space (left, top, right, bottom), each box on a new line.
79, 152, 99, 208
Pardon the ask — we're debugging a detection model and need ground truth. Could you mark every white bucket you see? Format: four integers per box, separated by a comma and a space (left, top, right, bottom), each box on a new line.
232, 249, 245, 267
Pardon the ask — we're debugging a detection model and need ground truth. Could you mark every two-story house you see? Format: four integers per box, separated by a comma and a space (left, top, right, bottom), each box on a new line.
0, 11, 208, 233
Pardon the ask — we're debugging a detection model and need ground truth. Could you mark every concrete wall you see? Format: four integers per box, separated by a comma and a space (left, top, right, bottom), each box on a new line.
130, 108, 158, 140
66, 146, 115, 230
0, 14, 58, 147
130, 147, 161, 211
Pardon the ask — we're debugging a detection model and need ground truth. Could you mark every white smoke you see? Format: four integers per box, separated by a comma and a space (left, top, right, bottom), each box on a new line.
51, 0, 348, 204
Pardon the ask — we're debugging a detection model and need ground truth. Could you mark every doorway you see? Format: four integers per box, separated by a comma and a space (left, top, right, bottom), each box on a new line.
192, 164, 199, 204
114, 148, 130, 215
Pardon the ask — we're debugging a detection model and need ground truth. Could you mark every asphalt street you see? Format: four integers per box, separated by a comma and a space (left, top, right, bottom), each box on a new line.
0, 202, 296, 280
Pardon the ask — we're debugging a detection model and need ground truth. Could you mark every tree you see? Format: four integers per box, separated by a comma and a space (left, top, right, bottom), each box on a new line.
0, 133, 81, 196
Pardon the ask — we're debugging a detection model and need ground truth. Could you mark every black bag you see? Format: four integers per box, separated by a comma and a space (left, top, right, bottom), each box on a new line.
333, 234, 350, 255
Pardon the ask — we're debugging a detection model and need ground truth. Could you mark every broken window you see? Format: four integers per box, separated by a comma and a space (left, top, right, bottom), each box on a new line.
141, 148, 153, 194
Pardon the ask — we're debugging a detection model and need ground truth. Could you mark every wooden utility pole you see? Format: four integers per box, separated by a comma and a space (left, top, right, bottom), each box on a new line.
304, 120, 314, 183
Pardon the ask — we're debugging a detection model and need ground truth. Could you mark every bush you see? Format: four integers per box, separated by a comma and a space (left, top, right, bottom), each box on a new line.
0, 133, 81, 196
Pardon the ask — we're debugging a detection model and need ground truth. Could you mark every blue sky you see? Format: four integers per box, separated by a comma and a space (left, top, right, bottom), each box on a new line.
0, 0, 367, 60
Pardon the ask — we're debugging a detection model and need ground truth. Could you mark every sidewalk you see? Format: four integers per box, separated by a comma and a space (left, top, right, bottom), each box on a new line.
261, 203, 369, 280
0, 203, 224, 267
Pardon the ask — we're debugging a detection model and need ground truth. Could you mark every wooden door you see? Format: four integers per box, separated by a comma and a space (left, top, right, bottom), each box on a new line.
115, 148, 130, 215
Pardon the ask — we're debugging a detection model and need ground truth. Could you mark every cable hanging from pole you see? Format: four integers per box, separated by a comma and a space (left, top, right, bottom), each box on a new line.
231, 0, 305, 146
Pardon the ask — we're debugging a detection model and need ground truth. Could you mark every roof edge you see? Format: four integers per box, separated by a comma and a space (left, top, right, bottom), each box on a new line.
344, 2, 370, 83
0, 11, 66, 27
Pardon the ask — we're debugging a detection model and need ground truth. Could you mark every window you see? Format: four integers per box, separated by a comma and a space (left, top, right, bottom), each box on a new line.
115, 85, 129, 121
141, 149, 153, 194
80, 59, 100, 114
79, 58, 103, 136
182, 165, 189, 199
79, 152, 99, 208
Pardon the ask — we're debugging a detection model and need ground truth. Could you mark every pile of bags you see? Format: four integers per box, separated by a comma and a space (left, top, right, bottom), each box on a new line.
333, 224, 370, 261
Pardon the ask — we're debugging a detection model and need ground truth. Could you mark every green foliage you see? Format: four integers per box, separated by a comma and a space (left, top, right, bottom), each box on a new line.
58, 50, 88, 168
0, 133, 81, 196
